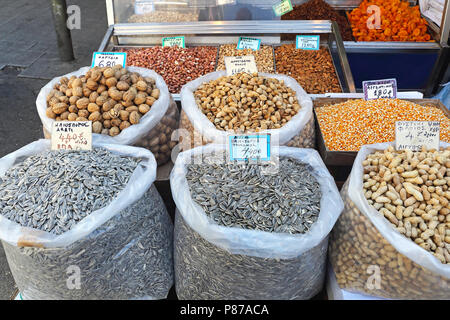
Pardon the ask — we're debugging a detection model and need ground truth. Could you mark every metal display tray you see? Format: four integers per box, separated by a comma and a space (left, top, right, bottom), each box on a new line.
97, 20, 356, 100
313, 98, 450, 167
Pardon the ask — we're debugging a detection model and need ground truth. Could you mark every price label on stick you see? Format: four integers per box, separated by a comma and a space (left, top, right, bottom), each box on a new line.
395, 121, 440, 151
91, 52, 127, 68
51, 121, 92, 151
237, 37, 261, 51
363, 78, 397, 100
225, 55, 258, 76
273, 0, 293, 16
162, 36, 185, 48
229, 134, 271, 162
296, 35, 320, 50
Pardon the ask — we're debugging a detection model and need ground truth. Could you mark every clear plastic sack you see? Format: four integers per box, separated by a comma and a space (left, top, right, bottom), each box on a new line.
179, 71, 315, 150
170, 144, 343, 299
0, 140, 174, 299
37, 66, 175, 165
329, 142, 450, 299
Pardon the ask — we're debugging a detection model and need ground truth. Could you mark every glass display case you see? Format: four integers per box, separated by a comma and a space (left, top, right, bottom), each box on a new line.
283, 0, 449, 94
101, 0, 356, 100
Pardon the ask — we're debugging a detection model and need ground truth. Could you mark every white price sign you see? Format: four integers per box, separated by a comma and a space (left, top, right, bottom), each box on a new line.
395, 121, 440, 151
91, 52, 127, 68
51, 121, 92, 151
229, 134, 271, 162
296, 35, 320, 50
224, 55, 258, 76
363, 78, 397, 100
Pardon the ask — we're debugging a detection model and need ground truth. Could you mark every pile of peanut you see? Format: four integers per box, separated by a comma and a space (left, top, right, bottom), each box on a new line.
329, 181, 450, 299
194, 73, 301, 132
362, 146, 450, 264
216, 44, 274, 73
45, 65, 160, 137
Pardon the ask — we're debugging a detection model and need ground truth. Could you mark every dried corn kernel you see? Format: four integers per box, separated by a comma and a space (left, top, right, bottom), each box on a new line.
315, 99, 449, 151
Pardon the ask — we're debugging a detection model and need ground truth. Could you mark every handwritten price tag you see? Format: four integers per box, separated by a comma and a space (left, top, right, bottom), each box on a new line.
395, 121, 440, 151
162, 36, 185, 48
296, 35, 320, 50
237, 37, 261, 51
273, 0, 293, 16
225, 55, 258, 76
229, 134, 271, 162
91, 52, 127, 68
51, 121, 92, 151
363, 78, 397, 100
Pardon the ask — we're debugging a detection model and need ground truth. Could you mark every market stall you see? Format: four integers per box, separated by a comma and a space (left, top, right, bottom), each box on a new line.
283, 0, 449, 94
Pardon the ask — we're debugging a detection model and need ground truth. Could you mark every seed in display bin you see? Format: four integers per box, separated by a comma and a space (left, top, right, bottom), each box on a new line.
225, 55, 258, 76
91, 52, 127, 68
51, 121, 92, 151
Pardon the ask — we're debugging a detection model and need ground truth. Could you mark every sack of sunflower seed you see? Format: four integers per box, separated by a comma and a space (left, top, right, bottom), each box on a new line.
171, 144, 343, 299
0, 140, 173, 299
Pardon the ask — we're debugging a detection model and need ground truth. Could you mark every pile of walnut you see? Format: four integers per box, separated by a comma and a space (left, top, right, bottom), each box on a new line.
363, 146, 450, 264
194, 73, 301, 132
45, 65, 160, 137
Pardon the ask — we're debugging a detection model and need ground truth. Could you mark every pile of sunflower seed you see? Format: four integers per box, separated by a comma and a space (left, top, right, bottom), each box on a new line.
175, 156, 326, 299
186, 157, 321, 234
4, 186, 174, 300
0, 148, 174, 299
0, 148, 139, 235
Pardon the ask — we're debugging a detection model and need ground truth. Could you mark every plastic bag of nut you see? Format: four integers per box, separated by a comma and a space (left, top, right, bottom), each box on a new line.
329, 142, 450, 299
36, 66, 177, 166
0, 140, 174, 299
179, 71, 314, 151
170, 144, 343, 299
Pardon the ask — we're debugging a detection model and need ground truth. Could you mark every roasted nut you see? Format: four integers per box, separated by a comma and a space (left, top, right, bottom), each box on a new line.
76, 98, 89, 110
117, 81, 130, 91
129, 111, 141, 125
134, 92, 147, 105
92, 121, 102, 133
67, 113, 77, 121
136, 80, 148, 92
120, 121, 131, 131
109, 126, 120, 136
111, 118, 122, 127
87, 103, 100, 113
46, 107, 56, 119
103, 68, 115, 78
46, 66, 161, 137
88, 111, 101, 122
138, 104, 150, 114
119, 110, 130, 121
78, 109, 89, 118
106, 77, 118, 88
52, 103, 68, 115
